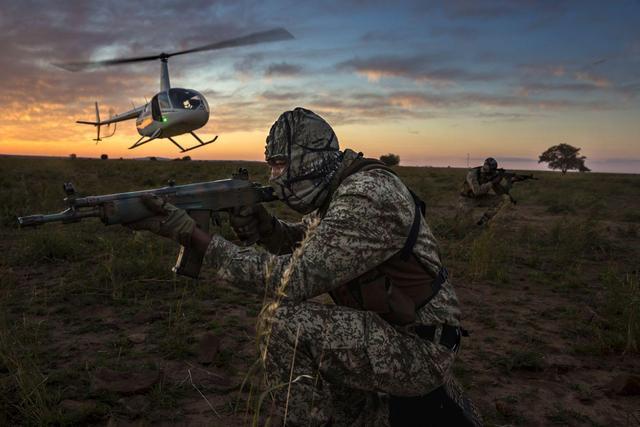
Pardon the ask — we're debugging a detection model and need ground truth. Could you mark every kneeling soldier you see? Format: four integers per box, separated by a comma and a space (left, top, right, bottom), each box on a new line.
459, 157, 513, 226
128, 107, 481, 426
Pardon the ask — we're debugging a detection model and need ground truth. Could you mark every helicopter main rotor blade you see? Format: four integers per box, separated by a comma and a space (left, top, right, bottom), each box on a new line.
54, 28, 294, 72
54, 54, 165, 71
168, 27, 293, 58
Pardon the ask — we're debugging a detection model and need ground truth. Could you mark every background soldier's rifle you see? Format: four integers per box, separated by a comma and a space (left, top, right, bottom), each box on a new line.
17, 168, 275, 278
491, 169, 538, 204
494, 168, 538, 183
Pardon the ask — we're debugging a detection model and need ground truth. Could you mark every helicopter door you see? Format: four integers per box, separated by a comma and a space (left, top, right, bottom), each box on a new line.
151, 94, 162, 121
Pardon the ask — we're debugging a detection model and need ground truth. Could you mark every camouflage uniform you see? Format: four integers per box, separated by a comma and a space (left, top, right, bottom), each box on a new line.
458, 166, 512, 225
204, 109, 462, 426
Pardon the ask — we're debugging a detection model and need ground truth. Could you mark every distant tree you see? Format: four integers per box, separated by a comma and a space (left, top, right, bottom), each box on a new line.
69, 153, 77, 160
380, 153, 400, 166
149, 156, 157, 161
538, 144, 589, 174
182, 155, 192, 161
100, 154, 108, 160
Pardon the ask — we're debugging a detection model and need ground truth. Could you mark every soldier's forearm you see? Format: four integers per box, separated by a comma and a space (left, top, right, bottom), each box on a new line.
204, 235, 284, 295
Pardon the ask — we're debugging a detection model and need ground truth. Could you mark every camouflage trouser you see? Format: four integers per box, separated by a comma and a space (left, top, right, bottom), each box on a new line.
457, 194, 512, 225
258, 301, 456, 427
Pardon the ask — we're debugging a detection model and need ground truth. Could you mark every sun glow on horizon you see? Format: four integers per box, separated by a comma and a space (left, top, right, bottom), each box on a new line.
1, 2, 638, 173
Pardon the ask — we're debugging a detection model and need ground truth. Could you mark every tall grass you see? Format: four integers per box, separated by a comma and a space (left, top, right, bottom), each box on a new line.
94, 235, 175, 301
14, 229, 87, 264
547, 218, 610, 264
157, 287, 193, 359
0, 315, 60, 425
468, 227, 510, 283
598, 271, 640, 353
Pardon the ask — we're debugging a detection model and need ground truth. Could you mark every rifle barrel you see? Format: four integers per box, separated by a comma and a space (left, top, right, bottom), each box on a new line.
18, 207, 102, 227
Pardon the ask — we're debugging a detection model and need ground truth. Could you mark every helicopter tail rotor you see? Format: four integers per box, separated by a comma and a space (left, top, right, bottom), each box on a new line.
94, 102, 101, 142
76, 102, 117, 143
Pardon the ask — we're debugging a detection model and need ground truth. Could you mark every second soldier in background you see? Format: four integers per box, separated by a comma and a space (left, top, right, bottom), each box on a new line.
458, 157, 513, 226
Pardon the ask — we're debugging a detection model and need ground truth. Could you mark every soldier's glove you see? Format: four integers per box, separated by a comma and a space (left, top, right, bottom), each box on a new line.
229, 204, 275, 245
127, 195, 196, 246
491, 174, 504, 184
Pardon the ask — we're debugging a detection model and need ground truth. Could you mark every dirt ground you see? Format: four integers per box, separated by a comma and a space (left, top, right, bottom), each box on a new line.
0, 156, 639, 426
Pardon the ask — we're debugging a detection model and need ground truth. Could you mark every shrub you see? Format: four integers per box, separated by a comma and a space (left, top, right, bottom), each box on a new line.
379, 153, 400, 166
100, 154, 108, 160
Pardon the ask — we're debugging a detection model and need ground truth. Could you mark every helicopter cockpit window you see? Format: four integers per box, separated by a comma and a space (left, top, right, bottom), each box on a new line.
169, 88, 204, 110
150, 95, 162, 121
158, 92, 171, 110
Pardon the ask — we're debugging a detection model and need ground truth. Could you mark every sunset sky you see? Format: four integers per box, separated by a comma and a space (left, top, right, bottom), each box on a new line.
0, 1, 638, 172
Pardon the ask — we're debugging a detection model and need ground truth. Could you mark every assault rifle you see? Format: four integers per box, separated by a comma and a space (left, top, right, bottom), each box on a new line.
493, 168, 538, 183
17, 168, 276, 278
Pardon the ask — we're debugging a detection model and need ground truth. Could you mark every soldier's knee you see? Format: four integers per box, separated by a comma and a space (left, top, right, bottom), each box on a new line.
258, 300, 290, 334
258, 301, 310, 348
261, 300, 291, 320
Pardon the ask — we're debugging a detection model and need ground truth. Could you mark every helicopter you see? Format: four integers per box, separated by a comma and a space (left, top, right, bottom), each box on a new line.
57, 28, 294, 153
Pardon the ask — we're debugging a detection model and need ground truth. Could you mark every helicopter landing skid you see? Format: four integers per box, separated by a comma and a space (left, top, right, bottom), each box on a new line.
129, 129, 162, 150
168, 132, 218, 153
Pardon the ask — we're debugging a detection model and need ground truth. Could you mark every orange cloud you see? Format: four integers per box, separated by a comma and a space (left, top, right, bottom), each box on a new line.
356, 69, 398, 82
575, 71, 610, 88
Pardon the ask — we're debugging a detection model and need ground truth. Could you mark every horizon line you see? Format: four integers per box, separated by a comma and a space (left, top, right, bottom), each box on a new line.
2, 153, 638, 175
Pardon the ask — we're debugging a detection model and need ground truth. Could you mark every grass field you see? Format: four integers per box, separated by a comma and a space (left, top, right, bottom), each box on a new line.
1, 156, 639, 426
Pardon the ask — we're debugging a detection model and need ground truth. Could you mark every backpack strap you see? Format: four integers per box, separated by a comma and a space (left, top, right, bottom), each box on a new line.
400, 190, 425, 261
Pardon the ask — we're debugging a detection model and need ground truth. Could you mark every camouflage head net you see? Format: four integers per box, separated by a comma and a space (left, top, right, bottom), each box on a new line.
265, 107, 343, 213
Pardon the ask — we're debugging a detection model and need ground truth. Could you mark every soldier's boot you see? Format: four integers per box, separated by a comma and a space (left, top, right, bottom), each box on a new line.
388, 376, 483, 427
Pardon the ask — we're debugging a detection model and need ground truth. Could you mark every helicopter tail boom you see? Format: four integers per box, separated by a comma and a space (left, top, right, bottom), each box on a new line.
77, 102, 144, 142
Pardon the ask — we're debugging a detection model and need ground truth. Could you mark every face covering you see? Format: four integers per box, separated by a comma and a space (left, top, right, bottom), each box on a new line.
265, 107, 343, 214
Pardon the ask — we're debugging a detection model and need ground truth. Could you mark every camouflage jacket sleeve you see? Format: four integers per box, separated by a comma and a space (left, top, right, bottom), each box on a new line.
203, 169, 438, 301
466, 169, 493, 196
491, 178, 512, 195
258, 218, 307, 255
